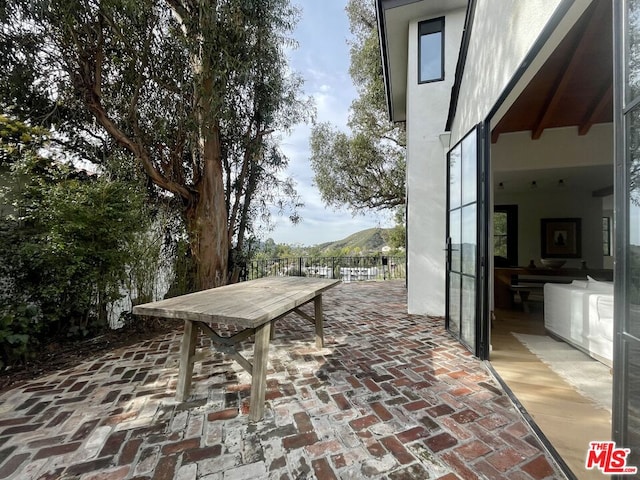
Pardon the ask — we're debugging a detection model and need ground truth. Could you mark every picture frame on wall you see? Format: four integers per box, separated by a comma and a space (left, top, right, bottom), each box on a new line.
541, 218, 582, 258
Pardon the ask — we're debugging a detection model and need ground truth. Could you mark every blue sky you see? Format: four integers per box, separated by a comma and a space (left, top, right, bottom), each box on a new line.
267, 1, 392, 246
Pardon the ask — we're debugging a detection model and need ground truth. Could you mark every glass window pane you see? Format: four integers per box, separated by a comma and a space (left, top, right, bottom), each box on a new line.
626, 0, 640, 103
495, 212, 507, 235
628, 108, 640, 338
449, 273, 461, 334
461, 276, 476, 346
420, 32, 442, 82
624, 342, 640, 468
462, 129, 477, 205
494, 236, 507, 257
449, 145, 461, 209
450, 209, 461, 273
462, 204, 476, 275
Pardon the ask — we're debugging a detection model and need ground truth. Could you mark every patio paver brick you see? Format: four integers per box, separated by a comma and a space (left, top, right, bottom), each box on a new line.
0, 281, 566, 479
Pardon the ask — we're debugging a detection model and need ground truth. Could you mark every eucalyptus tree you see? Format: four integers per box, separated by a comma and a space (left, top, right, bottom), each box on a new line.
309, 0, 405, 213
0, 0, 311, 290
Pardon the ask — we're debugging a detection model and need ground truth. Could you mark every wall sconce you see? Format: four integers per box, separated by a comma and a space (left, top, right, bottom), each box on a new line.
531, 180, 537, 189
498, 182, 504, 190
558, 179, 565, 187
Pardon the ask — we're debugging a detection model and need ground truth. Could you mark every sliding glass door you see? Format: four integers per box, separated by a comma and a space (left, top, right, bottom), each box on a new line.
446, 126, 487, 356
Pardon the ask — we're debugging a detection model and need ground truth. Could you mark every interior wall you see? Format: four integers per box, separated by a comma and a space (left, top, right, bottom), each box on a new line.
492, 124, 613, 172
492, 125, 613, 270
494, 189, 604, 269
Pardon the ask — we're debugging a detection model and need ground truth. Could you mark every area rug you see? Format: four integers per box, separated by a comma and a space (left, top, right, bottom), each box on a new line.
512, 332, 612, 413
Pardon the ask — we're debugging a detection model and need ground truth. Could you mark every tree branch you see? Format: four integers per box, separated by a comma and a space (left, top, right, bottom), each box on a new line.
84, 90, 191, 201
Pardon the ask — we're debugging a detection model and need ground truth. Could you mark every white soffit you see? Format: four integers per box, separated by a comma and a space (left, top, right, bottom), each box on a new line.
380, 0, 467, 122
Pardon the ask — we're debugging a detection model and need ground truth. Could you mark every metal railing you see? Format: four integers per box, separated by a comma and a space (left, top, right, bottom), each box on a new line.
244, 256, 406, 282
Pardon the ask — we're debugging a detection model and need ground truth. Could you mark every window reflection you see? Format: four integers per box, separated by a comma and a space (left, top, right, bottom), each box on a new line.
627, 0, 640, 103
625, 343, 640, 467
628, 109, 640, 338
420, 33, 442, 82
418, 18, 444, 83
462, 205, 476, 275
449, 273, 461, 334
462, 276, 475, 346
450, 144, 461, 209
450, 209, 461, 273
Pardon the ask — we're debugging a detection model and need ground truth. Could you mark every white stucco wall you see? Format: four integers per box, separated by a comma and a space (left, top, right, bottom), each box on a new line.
405, 8, 466, 315
401, 0, 602, 316
449, 0, 594, 144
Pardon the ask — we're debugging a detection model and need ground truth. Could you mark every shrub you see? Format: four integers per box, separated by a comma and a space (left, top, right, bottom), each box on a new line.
0, 154, 151, 366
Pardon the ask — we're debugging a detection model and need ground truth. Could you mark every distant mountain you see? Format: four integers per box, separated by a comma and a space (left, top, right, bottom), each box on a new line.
315, 228, 389, 253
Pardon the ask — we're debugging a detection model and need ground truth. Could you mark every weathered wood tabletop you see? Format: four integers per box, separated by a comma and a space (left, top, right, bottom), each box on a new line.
133, 276, 340, 421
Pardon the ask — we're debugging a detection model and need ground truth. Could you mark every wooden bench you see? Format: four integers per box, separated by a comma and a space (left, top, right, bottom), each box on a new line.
133, 276, 340, 421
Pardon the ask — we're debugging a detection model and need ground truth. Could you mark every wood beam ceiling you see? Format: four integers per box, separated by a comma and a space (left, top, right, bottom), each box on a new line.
579, 82, 612, 136
490, 0, 612, 144
530, 0, 604, 140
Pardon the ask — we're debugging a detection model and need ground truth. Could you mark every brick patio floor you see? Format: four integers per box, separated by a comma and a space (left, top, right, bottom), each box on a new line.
0, 281, 566, 480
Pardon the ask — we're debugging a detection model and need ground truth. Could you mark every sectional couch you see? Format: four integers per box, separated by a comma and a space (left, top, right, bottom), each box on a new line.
543, 277, 613, 366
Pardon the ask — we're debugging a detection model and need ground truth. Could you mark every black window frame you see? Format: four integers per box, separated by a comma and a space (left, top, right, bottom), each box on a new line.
603, 216, 612, 257
418, 17, 445, 84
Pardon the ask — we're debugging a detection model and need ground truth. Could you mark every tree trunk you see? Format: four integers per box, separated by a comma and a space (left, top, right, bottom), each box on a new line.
186, 126, 229, 291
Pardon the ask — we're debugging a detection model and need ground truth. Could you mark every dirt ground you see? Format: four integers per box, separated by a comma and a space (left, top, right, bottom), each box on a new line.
0, 321, 179, 394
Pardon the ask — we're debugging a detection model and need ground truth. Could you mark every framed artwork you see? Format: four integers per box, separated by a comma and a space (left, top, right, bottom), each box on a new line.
541, 218, 582, 258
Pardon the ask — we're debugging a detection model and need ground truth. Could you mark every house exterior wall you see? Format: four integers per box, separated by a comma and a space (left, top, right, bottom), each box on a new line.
448, 0, 590, 144
393, 0, 605, 316
405, 8, 465, 315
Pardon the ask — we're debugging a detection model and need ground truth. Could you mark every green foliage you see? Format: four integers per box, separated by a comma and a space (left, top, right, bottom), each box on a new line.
0, 0, 313, 289
309, 0, 405, 214
385, 224, 406, 251
493, 211, 508, 257
0, 115, 48, 165
0, 143, 151, 367
315, 227, 386, 253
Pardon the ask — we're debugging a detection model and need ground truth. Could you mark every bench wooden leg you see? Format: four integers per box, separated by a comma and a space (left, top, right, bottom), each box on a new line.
314, 294, 324, 348
249, 321, 271, 422
176, 320, 198, 402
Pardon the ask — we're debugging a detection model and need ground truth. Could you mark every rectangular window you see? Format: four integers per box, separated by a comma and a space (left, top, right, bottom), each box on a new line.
494, 205, 518, 267
494, 212, 508, 258
418, 17, 444, 83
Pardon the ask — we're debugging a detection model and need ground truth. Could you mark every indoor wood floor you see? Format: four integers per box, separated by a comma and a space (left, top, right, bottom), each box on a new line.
490, 307, 612, 480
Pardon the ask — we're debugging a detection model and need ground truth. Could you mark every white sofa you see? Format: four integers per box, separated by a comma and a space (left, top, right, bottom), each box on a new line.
543, 278, 613, 366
